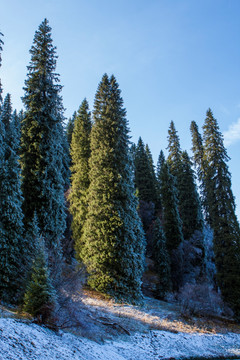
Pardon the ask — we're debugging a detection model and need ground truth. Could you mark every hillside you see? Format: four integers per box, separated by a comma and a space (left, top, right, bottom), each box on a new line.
1, 290, 240, 360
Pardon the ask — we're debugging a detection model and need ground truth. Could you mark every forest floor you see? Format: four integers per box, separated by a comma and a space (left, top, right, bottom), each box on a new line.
1, 288, 240, 359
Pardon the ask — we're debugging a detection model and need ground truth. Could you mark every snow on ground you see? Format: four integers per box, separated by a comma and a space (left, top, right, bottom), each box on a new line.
1, 318, 240, 360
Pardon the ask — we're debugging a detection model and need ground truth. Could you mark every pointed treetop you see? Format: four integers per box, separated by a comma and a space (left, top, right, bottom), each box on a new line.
167, 120, 182, 171
26, 18, 59, 82
203, 108, 229, 165
1, 94, 12, 131
157, 150, 165, 180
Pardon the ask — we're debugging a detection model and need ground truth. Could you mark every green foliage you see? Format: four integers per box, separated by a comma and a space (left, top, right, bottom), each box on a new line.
152, 218, 172, 299
134, 137, 158, 204
190, 120, 209, 221
66, 112, 76, 145
21, 19, 66, 248
167, 120, 182, 175
179, 151, 203, 239
167, 121, 202, 240
69, 99, 91, 260
0, 95, 25, 302
82, 74, 145, 302
23, 237, 56, 322
158, 152, 183, 252
201, 109, 240, 319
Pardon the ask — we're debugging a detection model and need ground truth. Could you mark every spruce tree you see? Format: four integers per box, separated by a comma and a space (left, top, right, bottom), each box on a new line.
0, 95, 25, 301
167, 121, 203, 239
167, 121, 182, 176
145, 144, 156, 184
130, 143, 136, 163
23, 236, 56, 323
158, 152, 183, 290
156, 150, 165, 181
134, 137, 157, 203
158, 153, 183, 252
66, 111, 76, 146
202, 109, 240, 319
145, 143, 159, 205
21, 19, 66, 249
152, 218, 172, 299
82, 74, 145, 302
179, 151, 203, 239
69, 99, 91, 260
190, 120, 209, 220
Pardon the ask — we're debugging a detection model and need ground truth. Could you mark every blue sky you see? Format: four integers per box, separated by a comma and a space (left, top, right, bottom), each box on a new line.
1, 0, 240, 217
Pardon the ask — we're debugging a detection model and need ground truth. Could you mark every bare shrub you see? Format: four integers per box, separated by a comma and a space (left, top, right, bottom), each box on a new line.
52, 262, 89, 331
178, 282, 233, 318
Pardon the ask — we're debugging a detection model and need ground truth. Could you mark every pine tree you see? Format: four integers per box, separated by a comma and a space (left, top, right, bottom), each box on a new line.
167, 121, 202, 239
145, 143, 160, 206
0, 95, 25, 302
167, 121, 182, 176
158, 152, 183, 290
156, 150, 165, 181
69, 99, 91, 260
152, 218, 172, 299
190, 120, 209, 220
60, 124, 71, 189
81, 74, 145, 302
202, 109, 240, 319
158, 153, 183, 252
130, 143, 136, 163
66, 111, 76, 146
0, 31, 3, 103
23, 237, 56, 323
179, 151, 203, 239
21, 19, 66, 249
134, 137, 157, 203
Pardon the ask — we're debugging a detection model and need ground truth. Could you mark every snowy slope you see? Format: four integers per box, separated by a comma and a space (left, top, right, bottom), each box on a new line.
1, 318, 240, 360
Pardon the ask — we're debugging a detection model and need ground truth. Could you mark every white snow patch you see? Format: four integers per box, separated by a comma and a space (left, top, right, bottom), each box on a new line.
1, 318, 240, 360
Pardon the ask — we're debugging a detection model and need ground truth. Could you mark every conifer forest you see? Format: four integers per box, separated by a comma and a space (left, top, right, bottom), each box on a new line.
1, 18, 240, 327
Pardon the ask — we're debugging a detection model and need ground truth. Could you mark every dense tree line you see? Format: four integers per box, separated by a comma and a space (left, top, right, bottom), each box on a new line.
0, 19, 240, 322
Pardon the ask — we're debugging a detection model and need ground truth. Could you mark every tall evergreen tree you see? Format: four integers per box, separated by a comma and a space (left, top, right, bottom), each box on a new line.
190, 120, 209, 220
167, 121, 202, 239
152, 218, 172, 299
130, 142, 136, 163
82, 74, 145, 302
23, 236, 56, 323
158, 152, 183, 253
0, 94, 25, 301
167, 121, 182, 176
158, 152, 183, 289
202, 109, 240, 319
66, 111, 76, 146
21, 19, 66, 249
156, 150, 165, 181
145, 143, 159, 205
69, 99, 91, 260
179, 151, 203, 239
134, 137, 157, 203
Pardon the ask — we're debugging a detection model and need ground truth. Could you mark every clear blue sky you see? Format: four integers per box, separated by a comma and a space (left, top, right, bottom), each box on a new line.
1, 0, 240, 217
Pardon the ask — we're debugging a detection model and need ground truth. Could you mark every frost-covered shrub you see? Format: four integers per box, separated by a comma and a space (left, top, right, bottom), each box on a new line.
178, 283, 232, 318
181, 230, 205, 286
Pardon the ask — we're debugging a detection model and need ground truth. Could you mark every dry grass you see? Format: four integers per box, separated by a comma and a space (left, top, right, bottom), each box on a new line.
75, 288, 240, 338
2, 286, 240, 342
